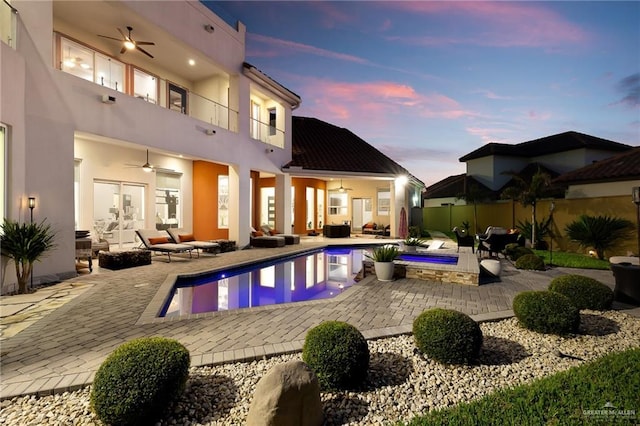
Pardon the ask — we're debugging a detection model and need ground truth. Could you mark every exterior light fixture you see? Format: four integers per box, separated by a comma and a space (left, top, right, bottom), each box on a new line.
204, 24, 214, 33
395, 175, 408, 186
188, 59, 195, 66
28, 197, 36, 223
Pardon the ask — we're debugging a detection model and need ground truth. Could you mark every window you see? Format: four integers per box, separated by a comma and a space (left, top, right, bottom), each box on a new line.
316, 188, 324, 228
61, 38, 93, 82
251, 101, 260, 139
377, 188, 390, 215
218, 175, 229, 228
306, 187, 314, 230
156, 173, 181, 229
268, 108, 276, 136
133, 68, 157, 104
328, 191, 347, 215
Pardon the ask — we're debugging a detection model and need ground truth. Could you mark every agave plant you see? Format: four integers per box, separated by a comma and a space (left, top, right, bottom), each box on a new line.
365, 244, 400, 262
0, 219, 56, 294
517, 216, 552, 249
403, 236, 426, 247
564, 215, 633, 260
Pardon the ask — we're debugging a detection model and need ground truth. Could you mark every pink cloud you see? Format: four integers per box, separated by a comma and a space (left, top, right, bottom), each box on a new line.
296, 78, 475, 124
379, 2, 590, 48
309, 2, 354, 29
248, 33, 369, 64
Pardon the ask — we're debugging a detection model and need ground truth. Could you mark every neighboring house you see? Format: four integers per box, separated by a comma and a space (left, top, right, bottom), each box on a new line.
423, 174, 493, 208
553, 147, 640, 199
283, 117, 424, 234
0, 1, 422, 293
424, 131, 634, 205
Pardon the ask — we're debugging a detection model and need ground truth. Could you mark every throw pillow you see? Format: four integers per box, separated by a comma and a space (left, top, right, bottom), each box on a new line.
253, 231, 264, 237
269, 229, 279, 236
179, 233, 195, 242
149, 236, 170, 245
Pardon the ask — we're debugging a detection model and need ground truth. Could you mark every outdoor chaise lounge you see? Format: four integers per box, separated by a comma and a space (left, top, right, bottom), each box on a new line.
166, 228, 220, 257
259, 224, 300, 245
135, 229, 193, 262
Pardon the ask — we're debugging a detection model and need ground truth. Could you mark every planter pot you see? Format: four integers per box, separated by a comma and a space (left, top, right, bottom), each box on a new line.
374, 261, 395, 281
404, 245, 417, 253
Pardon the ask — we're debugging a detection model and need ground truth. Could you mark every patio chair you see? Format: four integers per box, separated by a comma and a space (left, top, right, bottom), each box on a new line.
135, 229, 193, 262
452, 227, 475, 253
166, 228, 220, 257
259, 224, 300, 245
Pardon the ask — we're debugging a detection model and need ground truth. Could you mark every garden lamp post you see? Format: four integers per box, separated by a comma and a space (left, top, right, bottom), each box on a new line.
28, 197, 36, 291
548, 201, 555, 268
633, 187, 640, 256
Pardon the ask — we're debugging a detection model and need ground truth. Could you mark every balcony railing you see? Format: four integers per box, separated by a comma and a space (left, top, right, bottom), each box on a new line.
1, 0, 17, 48
188, 90, 238, 132
250, 118, 285, 148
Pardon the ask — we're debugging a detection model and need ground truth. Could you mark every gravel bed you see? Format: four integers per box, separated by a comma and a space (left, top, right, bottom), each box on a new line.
1, 310, 639, 425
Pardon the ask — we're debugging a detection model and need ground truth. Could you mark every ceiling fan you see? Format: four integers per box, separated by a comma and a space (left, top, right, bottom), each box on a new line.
125, 150, 173, 173
98, 26, 155, 58
337, 179, 353, 192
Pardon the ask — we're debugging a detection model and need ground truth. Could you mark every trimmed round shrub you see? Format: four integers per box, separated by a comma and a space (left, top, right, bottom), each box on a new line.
512, 291, 580, 334
504, 244, 534, 261
90, 337, 190, 426
515, 253, 545, 270
413, 308, 483, 365
548, 274, 614, 311
302, 321, 369, 389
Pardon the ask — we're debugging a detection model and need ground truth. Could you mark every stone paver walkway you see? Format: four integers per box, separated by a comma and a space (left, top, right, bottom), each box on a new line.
0, 235, 635, 400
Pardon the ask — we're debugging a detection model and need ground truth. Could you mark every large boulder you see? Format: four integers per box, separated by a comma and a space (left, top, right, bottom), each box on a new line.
246, 360, 323, 426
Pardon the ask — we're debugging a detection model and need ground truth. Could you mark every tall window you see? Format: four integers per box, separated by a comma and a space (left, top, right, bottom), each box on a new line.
377, 188, 390, 215
328, 191, 347, 215
251, 101, 260, 140
95, 53, 124, 91
306, 187, 314, 230
218, 175, 229, 228
60, 37, 124, 90
316, 188, 324, 228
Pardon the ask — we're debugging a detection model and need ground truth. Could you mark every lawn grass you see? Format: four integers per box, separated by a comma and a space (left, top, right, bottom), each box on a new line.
533, 249, 611, 270
403, 347, 640, 425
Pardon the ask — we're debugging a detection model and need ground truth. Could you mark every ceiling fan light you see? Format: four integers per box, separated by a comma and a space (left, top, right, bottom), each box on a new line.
142, 163, 153, 172
124, 40, 135, 50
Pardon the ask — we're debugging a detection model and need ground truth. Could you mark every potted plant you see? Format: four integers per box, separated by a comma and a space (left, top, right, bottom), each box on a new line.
0, 219, 56, 294
365, 244, 399, 281
403, 236, 425, 252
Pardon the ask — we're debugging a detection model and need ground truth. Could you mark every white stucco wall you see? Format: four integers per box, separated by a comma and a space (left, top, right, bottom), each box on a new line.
565, 180, 640, 199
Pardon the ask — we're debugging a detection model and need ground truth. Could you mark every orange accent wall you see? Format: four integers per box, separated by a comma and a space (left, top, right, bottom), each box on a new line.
193, 161, 229, 240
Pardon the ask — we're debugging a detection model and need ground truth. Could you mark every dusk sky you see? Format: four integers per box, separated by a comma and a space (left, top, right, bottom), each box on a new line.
208, 1, 640, 186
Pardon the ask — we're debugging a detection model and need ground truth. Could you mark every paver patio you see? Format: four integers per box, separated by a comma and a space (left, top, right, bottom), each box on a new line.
0, 236, 629, 400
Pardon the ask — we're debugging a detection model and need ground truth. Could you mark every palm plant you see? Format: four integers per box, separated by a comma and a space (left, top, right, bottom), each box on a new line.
564, 215, 633, 260
501, 166, 555, 247
457, 183, 492, 234
0, 219, 56, 294
517, 216, 552, 249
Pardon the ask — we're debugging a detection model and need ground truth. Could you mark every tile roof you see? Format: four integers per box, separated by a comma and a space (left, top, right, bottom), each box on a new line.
424, 174, 496, 199
554, 146, 640, 184
286, 116, 418, 182
459, 131, 632, 162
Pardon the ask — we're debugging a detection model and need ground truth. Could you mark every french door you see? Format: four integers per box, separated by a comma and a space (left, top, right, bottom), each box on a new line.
94, 180, 145, 249
351, 198, 372, 231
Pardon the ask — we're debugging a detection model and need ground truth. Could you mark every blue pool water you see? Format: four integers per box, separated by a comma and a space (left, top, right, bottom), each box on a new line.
160, 246, 457, 317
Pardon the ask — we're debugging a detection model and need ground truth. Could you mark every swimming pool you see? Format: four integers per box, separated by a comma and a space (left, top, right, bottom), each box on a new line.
160, 246, 458, 317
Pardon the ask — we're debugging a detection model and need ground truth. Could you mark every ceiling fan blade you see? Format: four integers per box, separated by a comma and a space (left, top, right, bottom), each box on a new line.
136, 45, 154, 58
120, 46, 127, 54
97, 34, 123, 41
136, 41, 155, 46
117, 27, 127, 39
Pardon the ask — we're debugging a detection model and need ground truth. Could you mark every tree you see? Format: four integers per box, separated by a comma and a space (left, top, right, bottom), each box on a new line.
565, 215, 633, 260
456, 182, 492, 234
500, 166, 554, 247
1, 219, 56, 294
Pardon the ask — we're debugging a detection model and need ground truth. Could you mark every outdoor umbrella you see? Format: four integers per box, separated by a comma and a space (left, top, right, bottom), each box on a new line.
398, 206, 408, 239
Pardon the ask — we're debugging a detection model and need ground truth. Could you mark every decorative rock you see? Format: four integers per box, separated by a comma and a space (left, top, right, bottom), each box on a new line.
246, 360, 323, 426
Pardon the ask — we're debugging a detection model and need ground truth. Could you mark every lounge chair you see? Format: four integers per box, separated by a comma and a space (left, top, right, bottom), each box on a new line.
426, 240, 445, 251
259, 224, 300, 245
166, 228, 220, 257
250, 228, 286, 248
135, 229, 193, 262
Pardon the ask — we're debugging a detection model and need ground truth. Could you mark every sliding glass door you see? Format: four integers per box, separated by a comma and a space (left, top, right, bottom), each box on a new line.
94, 181, 145, 249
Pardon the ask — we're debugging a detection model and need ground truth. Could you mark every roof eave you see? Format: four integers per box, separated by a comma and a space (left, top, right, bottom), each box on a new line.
243, 63, 301, 108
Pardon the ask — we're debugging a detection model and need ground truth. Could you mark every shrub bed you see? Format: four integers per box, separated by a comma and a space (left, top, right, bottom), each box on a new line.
413, 308, 483, 365
515, 253, 545, 270
302, 321, 370, 390
548, 274, 614, 311
512, 291, 579, 334
90, 337, 190, 426
504, 244, 534, 261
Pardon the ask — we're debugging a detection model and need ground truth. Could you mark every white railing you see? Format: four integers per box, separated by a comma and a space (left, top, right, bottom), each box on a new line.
1, 0, 17, 48
249, 118, 285, 148
189, 91, 238, 133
